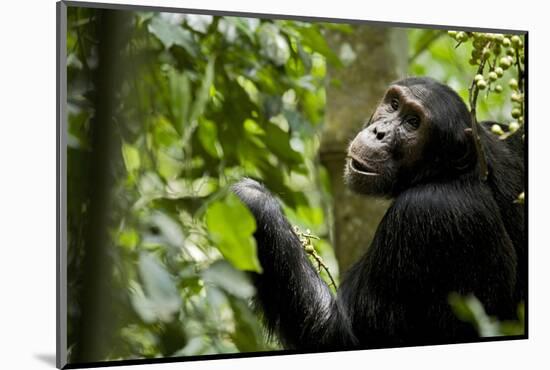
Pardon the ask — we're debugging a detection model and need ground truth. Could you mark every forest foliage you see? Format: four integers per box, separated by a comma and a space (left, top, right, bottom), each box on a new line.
66, 7, 525, 362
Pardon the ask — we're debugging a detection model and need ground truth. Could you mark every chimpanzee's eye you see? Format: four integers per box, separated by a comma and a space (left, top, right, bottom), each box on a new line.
405, 116, 421, 130
390, 98, 399, 111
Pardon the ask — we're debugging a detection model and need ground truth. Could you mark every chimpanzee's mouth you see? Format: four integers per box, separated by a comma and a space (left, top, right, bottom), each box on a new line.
347, 156, 379, 176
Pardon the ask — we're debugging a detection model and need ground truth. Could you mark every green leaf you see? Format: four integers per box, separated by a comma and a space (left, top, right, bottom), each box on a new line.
263, 95, 283, 118
148, 16, 197, 56
129, 282, 157, 324
296, 25, 342, 67
225, 17, 255, 41
410, 30, 442, 62
258, 23, 290, 66
184, 14, 213, 33
297, 42, 312, 72
448, 293, 500, 337
173, 337, 212, 356
122, 141, 141, 172
517, 303, 525, 323
189, 56, 216, 124
135, 172, 165, 209
205, 193, 262, 272
499, 321, 524, 336
229, 297, 267, 351
197, 118, 222, 158
265, 123, 303, 164
202, 260, 255, 299
117, 228, 139, 250
156, 150, 183, 181
152, 115, 181, 147
167, 69, 191, 135
130, 253, 181, 323
165, 177, 218, 199
143, 211, 185, 249
449, 292, 477, 322
139, 253, 180, 303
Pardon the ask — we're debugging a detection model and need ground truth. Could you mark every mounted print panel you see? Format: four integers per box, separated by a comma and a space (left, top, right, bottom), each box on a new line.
57, 1, 527, 368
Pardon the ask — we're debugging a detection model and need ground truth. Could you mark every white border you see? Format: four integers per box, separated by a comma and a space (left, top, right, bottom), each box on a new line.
1, 1, 548, 369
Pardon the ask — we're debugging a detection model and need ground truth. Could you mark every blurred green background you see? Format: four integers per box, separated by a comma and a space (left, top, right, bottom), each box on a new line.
66, 7, 523, 364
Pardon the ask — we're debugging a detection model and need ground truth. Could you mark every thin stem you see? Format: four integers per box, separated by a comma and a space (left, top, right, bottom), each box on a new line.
294, 226, 337, 290
468, 45, 490, 181
515, 47, 525, 121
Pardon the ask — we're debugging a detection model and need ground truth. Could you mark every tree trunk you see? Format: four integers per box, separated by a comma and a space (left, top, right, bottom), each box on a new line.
73, 9, 130, 363
320, 26, 408, 273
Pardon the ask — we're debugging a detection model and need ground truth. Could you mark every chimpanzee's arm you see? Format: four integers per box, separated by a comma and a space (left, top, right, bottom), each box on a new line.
232, 178, 357, 350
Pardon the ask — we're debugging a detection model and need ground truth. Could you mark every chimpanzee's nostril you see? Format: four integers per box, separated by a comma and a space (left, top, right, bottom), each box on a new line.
376, 131, 385, 140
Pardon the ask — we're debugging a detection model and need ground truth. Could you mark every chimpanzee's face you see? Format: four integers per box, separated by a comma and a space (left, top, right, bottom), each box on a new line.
345, 84, 431, 196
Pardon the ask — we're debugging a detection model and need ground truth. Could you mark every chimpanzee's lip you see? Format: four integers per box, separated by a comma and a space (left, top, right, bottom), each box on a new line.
347, 156, 380, 176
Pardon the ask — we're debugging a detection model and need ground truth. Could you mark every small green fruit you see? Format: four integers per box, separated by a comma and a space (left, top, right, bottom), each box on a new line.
476, 79, 487, 90
511, 35, 522, 48
499, 57, 511, 69
456, 31, 468, 42
491, 124, 504, 135
473, 32, 486, 41
473, 38, 485, 49
511, 93, 523, 102
509, 121, 520, 132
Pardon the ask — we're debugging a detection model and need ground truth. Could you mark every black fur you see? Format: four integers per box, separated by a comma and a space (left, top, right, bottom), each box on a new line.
232, 77, 525, 350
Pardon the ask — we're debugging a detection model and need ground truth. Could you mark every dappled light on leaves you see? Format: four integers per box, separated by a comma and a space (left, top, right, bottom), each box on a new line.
66, 7, 338, 361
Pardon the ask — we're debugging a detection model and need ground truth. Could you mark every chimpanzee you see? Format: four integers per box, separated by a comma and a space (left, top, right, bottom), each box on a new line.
232, 77, 525, 350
